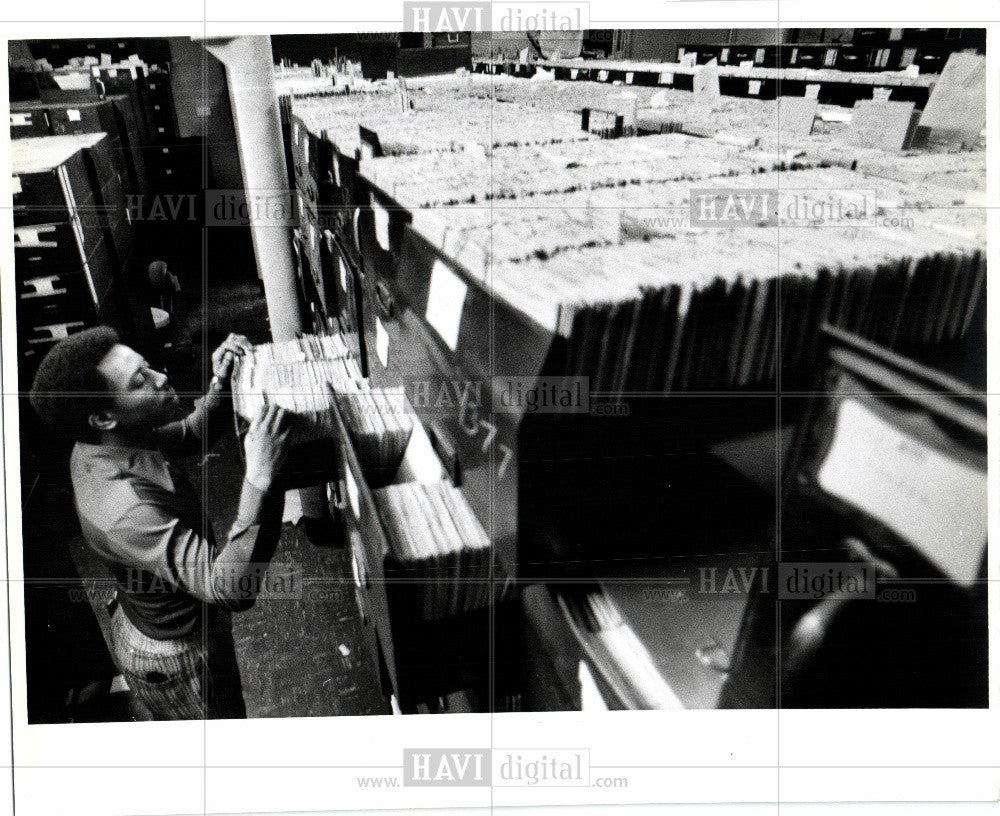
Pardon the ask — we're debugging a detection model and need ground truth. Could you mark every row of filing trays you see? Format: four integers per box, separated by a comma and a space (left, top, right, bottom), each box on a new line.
12, 134, 134, 389
284, 114, 525, 709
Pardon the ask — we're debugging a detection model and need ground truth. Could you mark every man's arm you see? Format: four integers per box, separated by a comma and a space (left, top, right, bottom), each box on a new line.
108, 401, 293, 610
154, 333, 253, 457
106, 479, 284, 611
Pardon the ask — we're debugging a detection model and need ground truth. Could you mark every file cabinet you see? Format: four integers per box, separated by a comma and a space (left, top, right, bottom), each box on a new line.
12, 134, 129, 388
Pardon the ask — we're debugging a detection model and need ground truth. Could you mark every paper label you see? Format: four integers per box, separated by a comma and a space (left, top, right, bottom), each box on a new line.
805, 83, 821, 99
625, 72, 634, 84
67, 109, 82, 122
10, 113, 32, 127
375, 317, 389, 368
12, 176, 22, 195
816, 398, 987, 586
344, 467, 360, 520
373, 202, 390, 250
748, 80, 762, 95
598, 69, 609, 82
659, 72, 673, 85
108, 68, 118, 78
21, 276, 64, 298
425, 259, 467, 352
570, 68, 579, 79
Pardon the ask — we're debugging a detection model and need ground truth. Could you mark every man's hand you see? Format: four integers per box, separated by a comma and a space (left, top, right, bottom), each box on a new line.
243, 401, 293, 492
212, 333, 253, 382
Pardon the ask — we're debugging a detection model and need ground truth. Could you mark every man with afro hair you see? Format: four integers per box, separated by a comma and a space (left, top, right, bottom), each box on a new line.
29, 326, 293, 719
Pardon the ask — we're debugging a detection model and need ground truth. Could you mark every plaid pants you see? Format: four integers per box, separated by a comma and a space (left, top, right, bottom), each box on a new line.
110, 604, 247, 720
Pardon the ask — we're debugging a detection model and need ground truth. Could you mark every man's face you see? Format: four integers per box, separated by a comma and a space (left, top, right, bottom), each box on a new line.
95, 344, 182, 433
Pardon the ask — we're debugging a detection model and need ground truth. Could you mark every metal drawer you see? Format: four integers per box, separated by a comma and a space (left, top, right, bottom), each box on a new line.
329, 395, 400, 700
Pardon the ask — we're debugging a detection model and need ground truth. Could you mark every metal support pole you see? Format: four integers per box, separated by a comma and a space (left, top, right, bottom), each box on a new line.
201, 35, 300, 343
200, 36, 326, 519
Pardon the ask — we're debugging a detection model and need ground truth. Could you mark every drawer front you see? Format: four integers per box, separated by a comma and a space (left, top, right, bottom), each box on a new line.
20, 319, 90, 350
92, 161, 128, 214
297, 172, 319, 210
137, 94, 169, 138
297, 206, 322, 274
289, 115, 319, 185
330, 397, 400, 699
48, 103, 115, 137
312, 229, 342, 328
373, 302, 521, 577
145, 109, 177, 142
14, 221, 92, 275
84, 135, 125, 194
295, 180, 321, 234
142, 143, 200, 190
321, 229, 366, 362
354, 178, 412, 273
333, 147, 360, 207
292, 227, 327, 322
17, 272, 95, 326
13, 160, 95, 226
13, 171, 66, 223
9, 108, 52, 139
145, 71, 173, 112
369, 226, 559, 577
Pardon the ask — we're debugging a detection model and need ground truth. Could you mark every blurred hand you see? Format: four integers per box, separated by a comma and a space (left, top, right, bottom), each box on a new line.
212, 333, 253, 381
243, 401, 293, 491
